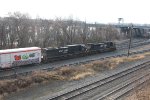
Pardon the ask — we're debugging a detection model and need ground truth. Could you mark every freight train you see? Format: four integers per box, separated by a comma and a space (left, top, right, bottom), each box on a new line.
0, 42, 116, 69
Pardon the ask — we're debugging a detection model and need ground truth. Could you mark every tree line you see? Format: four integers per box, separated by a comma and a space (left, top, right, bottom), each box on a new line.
0, 12, 123, 49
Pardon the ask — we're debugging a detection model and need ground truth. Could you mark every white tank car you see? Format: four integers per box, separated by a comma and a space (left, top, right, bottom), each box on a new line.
0, 47, 41, 69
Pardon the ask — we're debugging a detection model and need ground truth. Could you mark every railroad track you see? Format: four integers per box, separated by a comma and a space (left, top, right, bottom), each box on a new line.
115, 38, 146, 46
0, 39, 149, 79
116, 40, 150, 50
46, 60, 150, 100
0, 46, 150, 80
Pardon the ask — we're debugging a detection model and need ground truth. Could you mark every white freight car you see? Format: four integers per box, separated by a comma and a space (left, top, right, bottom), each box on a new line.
0, 47, 41, 69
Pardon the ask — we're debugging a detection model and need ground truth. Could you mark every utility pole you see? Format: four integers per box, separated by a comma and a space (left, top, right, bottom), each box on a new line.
127, 24, 133, 57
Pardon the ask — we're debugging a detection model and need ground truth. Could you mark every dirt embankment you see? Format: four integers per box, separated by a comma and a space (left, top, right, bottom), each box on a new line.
126, 82, 150, 100
0, 52, 150, 99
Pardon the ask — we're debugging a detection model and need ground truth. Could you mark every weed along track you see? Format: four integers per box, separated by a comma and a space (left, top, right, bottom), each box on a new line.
0, 40, 150, 79
46, 61, 150, 100
1, 52, 150, 99
1, 10, 150, 100
1, 48, 150, 80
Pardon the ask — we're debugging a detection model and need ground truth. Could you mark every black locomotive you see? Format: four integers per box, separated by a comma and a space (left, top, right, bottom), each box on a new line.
87, 42, 116, 53
42, 42, 116, 62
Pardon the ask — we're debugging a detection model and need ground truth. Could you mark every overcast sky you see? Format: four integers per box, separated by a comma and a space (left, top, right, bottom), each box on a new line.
0, 0, 150, 24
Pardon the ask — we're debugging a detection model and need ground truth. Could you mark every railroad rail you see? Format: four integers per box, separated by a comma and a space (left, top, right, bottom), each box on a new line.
0, 47, 150, 80
116, 40, 150, 50
0, 39, 150, 79
46, 60, 150, 100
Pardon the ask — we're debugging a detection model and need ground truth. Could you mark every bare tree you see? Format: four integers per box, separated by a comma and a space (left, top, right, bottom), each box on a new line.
0, 12, 122, 49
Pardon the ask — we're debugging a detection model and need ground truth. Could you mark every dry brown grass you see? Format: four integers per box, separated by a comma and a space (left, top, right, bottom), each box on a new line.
143, 52, 150, 56
83, 54, 145, 70
71, 72, 94, 80
0, 52, 149, 98
109, 55, 145, 69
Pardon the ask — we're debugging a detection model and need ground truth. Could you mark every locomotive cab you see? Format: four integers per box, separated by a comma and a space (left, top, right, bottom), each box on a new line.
87, 43, 106, 53
104, 42, 116, 51
67, 44, 87, 55
42, 47, 69, 62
